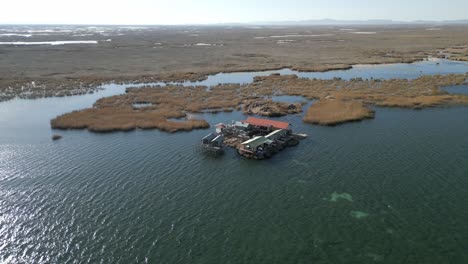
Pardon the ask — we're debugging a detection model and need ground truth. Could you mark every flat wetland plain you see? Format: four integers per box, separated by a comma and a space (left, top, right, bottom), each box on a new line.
1, 25, 468, 263
2, 25, 468, 100
2, 25, 468, 130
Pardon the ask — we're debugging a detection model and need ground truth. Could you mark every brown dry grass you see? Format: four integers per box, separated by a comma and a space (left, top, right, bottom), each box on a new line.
303, 99, 375, 125
51, 72, 468, 132
375, 95, 453, 108
251, 73, 468, 104
439, 44, 468, 61
51, 106, 209, 133
3, 26, 468, 102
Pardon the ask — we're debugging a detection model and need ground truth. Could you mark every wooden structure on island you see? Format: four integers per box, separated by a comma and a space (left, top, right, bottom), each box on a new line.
200, 116, 306, 160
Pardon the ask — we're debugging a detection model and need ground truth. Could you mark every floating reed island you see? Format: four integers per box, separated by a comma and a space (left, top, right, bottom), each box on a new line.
201, 117, 307, 160
50, 73, 468, 132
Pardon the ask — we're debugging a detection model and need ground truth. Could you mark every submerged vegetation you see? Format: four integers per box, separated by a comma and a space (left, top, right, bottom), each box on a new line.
327, 192, 354, 202
51, 73, 468, 132
350, 211, 370, 219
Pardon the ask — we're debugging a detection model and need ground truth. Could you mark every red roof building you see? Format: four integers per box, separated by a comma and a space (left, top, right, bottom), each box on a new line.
243, 117, 290, 130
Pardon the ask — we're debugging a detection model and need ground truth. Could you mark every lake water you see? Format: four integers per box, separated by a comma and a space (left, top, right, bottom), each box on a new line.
170, 59, 468, 86
443, 84, 468, 95
1, 60, 468, 263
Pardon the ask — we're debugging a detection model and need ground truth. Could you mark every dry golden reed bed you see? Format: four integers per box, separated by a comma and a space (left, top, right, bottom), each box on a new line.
303, 99, 375, 125
51, 73, 468, 132
50, 107, 210, 133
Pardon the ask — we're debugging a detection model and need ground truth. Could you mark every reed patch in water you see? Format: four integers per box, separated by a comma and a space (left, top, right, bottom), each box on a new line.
51, 73, 468, 132
303, 99, 375, 125
51, 106, 210, 133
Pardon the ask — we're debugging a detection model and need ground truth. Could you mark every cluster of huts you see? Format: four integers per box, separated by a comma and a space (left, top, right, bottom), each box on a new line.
202, 117, 306, 159
201, 132, 225, 155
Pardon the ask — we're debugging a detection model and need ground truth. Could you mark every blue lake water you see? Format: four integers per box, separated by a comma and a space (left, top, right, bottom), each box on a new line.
443, 84, 468, 95
0, 59, 468, 263
168, 59, 468, 86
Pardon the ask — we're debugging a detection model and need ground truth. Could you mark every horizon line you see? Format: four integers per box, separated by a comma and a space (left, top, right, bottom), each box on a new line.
1, 18, 468, 27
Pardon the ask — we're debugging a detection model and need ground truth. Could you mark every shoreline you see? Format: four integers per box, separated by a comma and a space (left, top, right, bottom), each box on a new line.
1, 56, 465, 103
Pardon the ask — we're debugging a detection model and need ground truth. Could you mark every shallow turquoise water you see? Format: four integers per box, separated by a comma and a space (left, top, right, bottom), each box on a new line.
0, 61, 468, 263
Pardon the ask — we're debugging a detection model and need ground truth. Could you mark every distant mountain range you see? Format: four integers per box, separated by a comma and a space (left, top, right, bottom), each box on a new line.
228, 19, 468, 26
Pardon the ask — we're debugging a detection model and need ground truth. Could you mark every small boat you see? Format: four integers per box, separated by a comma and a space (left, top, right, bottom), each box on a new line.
292, 133, 308, 140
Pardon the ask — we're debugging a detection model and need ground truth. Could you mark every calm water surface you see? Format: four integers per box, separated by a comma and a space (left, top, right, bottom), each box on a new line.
151, 59, 468, 87
177, 59, 468, 86
0, 60, 467, 263
444, 84, 468, 95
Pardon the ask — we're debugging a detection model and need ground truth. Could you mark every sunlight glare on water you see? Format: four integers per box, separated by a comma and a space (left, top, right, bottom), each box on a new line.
0, 59, 467, 263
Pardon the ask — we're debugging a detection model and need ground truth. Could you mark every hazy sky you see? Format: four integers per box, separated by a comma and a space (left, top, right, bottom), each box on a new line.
2, 0, 467, 25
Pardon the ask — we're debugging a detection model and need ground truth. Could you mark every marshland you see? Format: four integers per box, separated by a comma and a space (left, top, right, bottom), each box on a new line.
2, 25, 468, 101
1, 24, 468, 264
51, 71, 468, 132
